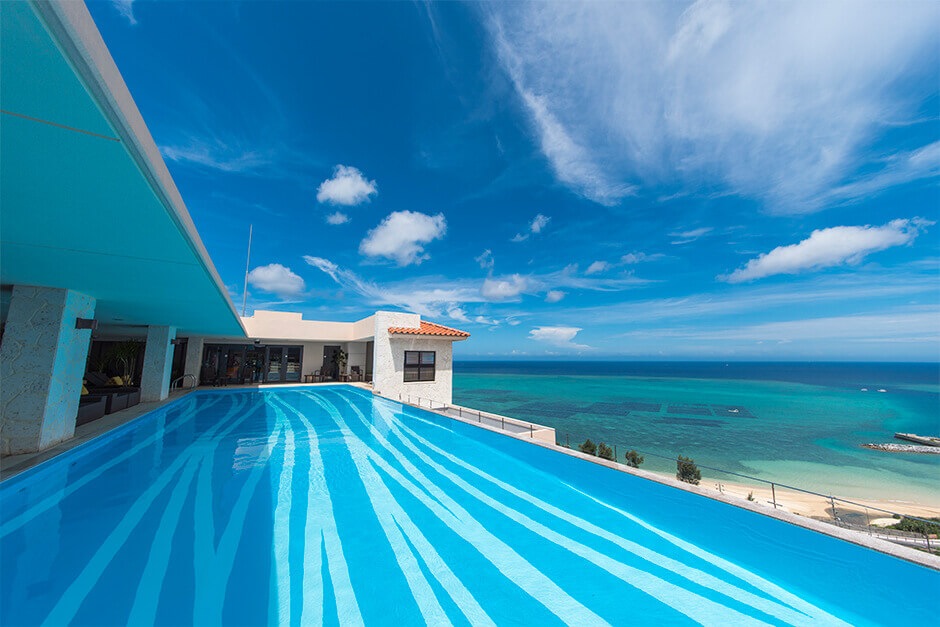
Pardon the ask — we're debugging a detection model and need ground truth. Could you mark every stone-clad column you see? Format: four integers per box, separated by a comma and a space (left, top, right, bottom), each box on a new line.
140, 325, 176, 402
183, 337, 204, 386
0, 286, 96, 455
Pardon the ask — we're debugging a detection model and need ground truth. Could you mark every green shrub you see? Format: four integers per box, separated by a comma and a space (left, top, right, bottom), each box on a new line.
889, 517, 940, 535
624, 449, 643, 468
597, 442, 614, 461
676, 455, 701, 485
579, 439, 597, 456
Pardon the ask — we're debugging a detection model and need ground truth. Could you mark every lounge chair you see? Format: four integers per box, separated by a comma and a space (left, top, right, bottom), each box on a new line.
76, 394, 107, 426
83, 372, 140, 412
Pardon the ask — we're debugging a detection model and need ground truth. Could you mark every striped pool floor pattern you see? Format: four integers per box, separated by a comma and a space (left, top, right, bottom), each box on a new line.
0, 387, 936, 626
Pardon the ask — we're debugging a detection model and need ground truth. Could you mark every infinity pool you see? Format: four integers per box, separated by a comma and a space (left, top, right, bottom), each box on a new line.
1, 387, 935, 625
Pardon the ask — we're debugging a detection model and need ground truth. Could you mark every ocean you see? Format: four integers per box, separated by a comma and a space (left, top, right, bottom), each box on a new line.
452, 362, 940, 506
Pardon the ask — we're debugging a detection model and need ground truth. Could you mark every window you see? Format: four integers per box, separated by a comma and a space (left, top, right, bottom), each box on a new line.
404, 351, 435, 382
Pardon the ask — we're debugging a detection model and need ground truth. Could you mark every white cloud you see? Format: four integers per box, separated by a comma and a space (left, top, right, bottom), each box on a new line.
530, 214, 550, 233
111, 0, 136, 24
585, 261, 610, 275
724, 218, 931, 282
512, 214, 552, 242
161, 140, 269, 173
621, 251, 664, 264
359, 211, 447, 266
306, 257, 647, 319
326, 211, 349, 225
316, 165, 377, 206
485, 1, 940, 213
247, 263, 305, 299
481, 275, 529, 301
528, 326, 591, 349
476, 249, 495, 270
670, 227, 713, 245
545, 290, 566, 303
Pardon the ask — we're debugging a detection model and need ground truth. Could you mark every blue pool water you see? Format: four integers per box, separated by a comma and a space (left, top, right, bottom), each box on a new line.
0, 386, 936, 625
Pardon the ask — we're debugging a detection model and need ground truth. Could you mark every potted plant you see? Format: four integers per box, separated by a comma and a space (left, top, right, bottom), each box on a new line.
106, 341, 143, 386
333, 348, 348, 376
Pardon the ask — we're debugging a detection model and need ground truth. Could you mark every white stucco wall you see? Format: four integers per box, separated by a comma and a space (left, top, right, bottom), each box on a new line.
371, 311, 458, 405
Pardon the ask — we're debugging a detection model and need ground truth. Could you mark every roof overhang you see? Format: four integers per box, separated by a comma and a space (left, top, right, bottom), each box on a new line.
0, 1, 246, 338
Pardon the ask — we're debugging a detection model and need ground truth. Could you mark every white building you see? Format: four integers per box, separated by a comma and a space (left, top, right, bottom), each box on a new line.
0, 0, 467, 455
184, 310, 469, 406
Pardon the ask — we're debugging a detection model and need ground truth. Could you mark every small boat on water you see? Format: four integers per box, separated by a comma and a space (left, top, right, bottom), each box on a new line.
878, 389, 887, 393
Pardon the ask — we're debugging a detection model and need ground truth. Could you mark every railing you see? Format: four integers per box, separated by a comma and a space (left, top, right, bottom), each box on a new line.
557, 432, 938, 554
399, 394, 543, 439
170, 374, 196, 390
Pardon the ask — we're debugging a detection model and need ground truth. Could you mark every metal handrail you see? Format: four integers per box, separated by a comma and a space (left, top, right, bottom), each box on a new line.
170, 374, 196, 390
399, 394, 542, 438
394, 392, 937, 551
559, 431, 938, 551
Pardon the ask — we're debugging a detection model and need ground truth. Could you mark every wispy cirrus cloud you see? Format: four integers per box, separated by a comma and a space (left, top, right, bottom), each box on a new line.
161, 138, 272, 173
484, 1, 940, 213
110, 0, 136, 24
304, 257, 649, 320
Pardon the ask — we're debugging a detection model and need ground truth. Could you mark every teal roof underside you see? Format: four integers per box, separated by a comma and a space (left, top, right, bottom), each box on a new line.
0, 2, 245, 337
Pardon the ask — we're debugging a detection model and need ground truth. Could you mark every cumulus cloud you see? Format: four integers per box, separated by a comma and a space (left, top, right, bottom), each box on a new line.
326, 211, 349, 225
359, 211, 447, 266
545, 290, 566, 303
247, 263, 305, 299
512, 214, 551, 242
485, 1, 940, 213
476, 249, 495, 270
481, 275, 529, 301
585, 261, 610, 275
316, 165, 378, 206
528, 326, 591, 349
723, 218, 931, 282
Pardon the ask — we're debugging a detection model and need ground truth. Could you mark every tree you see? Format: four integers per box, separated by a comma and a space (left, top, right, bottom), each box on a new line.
624, 449, 644, 468
579, 439, 597, 456
676, 455, 701, 485
597, 442, 614, 461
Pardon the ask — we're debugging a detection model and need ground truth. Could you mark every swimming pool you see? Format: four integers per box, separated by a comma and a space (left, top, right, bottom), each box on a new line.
1, 386, 935, 625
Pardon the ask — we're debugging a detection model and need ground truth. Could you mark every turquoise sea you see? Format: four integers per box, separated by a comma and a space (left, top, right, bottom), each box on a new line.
453, 362, 940, 506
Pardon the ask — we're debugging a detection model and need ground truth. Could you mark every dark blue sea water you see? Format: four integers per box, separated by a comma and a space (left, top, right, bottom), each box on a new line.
453, 362, 940, 505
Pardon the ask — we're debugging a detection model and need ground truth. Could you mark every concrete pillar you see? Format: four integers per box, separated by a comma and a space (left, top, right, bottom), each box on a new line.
0, 286, 96, 455
140, 325, 176, 402
183, 337, 204, 386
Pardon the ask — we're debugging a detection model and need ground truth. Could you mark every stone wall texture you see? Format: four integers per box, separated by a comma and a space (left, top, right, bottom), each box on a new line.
1, 286, 96, 454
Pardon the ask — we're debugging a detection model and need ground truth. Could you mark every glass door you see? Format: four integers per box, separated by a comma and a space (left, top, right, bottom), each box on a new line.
284, 346, 302, 382
266, 347, 283, 383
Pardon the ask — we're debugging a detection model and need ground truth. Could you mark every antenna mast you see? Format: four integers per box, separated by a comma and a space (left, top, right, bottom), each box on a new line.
242, 224, 252, 316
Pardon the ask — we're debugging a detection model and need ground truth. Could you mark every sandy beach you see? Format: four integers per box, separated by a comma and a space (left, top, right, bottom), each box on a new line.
667, 473, 940, 522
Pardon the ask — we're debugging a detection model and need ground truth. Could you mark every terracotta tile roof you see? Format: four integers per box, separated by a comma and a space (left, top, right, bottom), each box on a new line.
388, 320, 470, 338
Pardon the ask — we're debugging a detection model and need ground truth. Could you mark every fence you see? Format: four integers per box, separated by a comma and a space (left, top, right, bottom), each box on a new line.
396, 392, 938, 554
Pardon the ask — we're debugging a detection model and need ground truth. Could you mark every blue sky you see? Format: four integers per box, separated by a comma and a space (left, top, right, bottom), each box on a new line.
90, 1, 939, 360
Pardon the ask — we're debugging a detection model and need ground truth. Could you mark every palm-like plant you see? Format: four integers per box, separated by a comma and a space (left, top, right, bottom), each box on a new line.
106, 341, 143, 386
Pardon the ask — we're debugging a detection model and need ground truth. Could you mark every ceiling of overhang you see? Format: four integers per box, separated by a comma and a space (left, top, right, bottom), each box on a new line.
0, 2, 246, 338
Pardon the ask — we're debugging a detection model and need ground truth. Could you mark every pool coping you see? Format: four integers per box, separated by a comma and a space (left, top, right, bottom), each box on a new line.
393, 394, 940, 572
